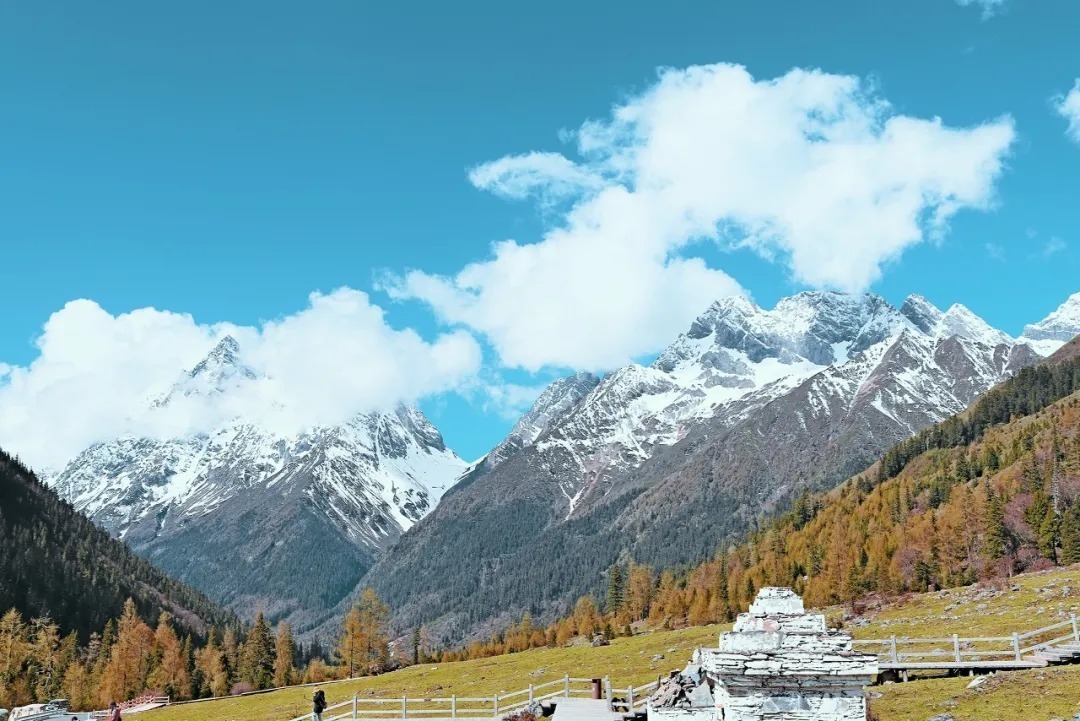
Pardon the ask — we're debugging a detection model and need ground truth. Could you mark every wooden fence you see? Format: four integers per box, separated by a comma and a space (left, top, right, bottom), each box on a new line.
90, 694, 170, 718
286, 675, 661, 721
851, 615, 1080, 670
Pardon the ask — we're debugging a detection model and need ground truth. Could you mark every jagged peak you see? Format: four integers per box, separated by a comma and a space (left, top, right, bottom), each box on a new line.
706, 293, 760, 314
899, 294, 945, 334
189, 335, 247, 378
1020, 291, 1080, 355
151, 336, 257, 409
771, 291, 897, 329
935, 303, 1012, 346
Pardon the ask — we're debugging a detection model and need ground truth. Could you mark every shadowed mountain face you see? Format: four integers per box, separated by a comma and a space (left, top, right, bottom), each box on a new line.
0, 448, 235, 641
334, 291, 1076, 644
48, 338, 465, 630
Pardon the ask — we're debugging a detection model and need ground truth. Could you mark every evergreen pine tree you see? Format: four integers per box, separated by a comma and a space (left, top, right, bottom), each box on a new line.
1038, 507, 1061, 562
247, 613, 276, 690
605, 566, 624, 613
1061, 503, 1080, 564
985, 489, 1009, 560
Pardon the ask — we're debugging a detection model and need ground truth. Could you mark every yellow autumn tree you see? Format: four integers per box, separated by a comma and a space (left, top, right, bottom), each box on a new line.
99, 599, 155, 706
147, 612, 190, 700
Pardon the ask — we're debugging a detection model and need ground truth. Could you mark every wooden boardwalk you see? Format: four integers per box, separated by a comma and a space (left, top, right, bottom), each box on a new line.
551, 698, 623, 721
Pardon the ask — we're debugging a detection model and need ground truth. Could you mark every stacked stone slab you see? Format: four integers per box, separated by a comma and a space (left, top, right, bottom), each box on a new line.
647, 653, 716, 721
699, 587, 878, 721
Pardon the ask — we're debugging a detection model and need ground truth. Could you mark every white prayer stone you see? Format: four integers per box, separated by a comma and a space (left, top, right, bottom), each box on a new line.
666, 587, 877, 721
747, 587, 805, 616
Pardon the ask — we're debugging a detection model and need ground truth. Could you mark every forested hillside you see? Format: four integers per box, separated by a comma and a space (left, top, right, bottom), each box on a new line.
449, 351, 1080, 659
603, 351, 1080, 621
0, 448, 235, 641
354, 292, 1060, 645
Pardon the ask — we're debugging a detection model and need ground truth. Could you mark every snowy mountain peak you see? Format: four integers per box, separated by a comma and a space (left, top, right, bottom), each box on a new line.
700, 294, 761, 319
153, 336, 258, 408
1019, 292, 1080, 355
191, 335, 243, 373
661, 291, 907, 373
899, 294, 945, 334
935, 304, 1013, 346
477, 372, 602, 473
524, 372, 603, 427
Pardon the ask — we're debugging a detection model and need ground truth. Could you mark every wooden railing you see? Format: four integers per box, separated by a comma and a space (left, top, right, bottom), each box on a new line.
851, 616, 1080, 666
613, 679, 661, 714
91, 694, 170, 717
286, 675, 660, 721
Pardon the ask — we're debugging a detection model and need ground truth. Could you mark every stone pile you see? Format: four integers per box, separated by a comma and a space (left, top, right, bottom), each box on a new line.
648, 655, 715, 721
700, 587, 877, 721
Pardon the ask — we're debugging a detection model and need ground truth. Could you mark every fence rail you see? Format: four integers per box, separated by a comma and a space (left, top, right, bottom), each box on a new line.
269, 615, 1080, 719
287, 675, 661, 721
90, 694, 170, 718
851, 615, 1080, 669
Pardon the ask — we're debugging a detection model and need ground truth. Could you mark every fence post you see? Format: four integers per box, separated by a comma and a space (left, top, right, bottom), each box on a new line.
564, 674, 570, 698
605, 678, 612, 708
628, 685, 634, 711
494, 694, 499, 717
452, 695, 457, 721
1013, 633, 1021, 661
402, 695, 407, 721
353, 695, 358, 721
1072, 616, 1079, 644
889, 636, 898, 663
529, 684, 534, 704
953, 634, 961, 663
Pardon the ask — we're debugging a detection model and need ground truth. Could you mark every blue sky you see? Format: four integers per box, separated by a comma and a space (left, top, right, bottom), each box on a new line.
1, 0, 1079, 464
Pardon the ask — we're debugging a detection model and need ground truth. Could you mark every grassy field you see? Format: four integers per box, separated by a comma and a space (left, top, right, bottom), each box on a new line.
145, 625, 721, 721
869, 665, 1080, 721
142, 567, 1080, 721
847, 565, 1080, 640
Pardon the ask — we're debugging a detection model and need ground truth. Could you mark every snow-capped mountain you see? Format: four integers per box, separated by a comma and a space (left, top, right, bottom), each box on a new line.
475, 291, 1022, 519
48, 337, 465, 626
469, 372, 601, 476
357, 290, 1073, 643
1020, 292, 1080, 355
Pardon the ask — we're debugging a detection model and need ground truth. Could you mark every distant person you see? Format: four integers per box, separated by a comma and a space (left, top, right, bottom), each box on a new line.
110, 702, 121, 721
312, 687, 327, 721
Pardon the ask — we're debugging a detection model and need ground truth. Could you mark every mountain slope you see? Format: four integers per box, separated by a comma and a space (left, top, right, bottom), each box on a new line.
349, 291, 1076, 644
665, 346, 1080, 615
48, 338, 465, 630
0, 447, 235, 640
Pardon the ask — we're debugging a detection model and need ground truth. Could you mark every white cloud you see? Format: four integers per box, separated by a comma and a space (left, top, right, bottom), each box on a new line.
0, 289, 482, 469
387, 63, 1015, 371
466, 378, 548, 421
1054, 79, 1080, 144
1043, 236, 1067, 257
955, 0, 1007, 19
468, 151, 603, 204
